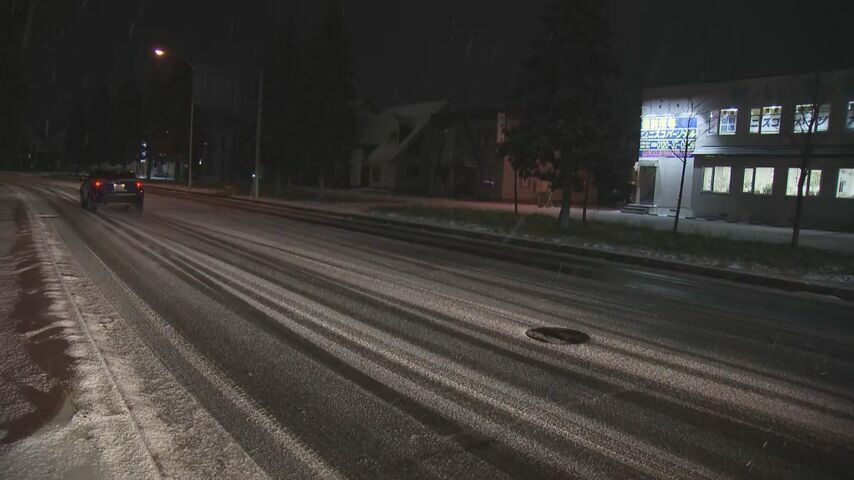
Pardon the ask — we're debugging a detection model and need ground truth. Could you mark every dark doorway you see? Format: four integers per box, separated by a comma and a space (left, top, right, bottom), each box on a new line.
638, 166, 656, 205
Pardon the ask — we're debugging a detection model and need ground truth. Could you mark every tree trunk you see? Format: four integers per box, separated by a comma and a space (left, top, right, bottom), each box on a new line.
791, 186, 805, 247
672, 157, 688, 235
514, 168, 518, 215
558, 173, 572, 231
791, 164, 809, 247
672, 129, 691, 235
792, 80, 819, 247
582, 175, 590, 225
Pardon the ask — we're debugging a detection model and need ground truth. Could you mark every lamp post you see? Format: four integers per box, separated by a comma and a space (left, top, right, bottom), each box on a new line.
253, 71, 264, 200
153, 47, 195, 188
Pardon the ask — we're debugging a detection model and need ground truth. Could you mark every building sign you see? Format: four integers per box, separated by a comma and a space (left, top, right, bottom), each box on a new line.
760, 106, 782, 134
794, 104, 831, 133
639, 115, 697, 158
497, 113, 506, 144
749, 108, 761, 133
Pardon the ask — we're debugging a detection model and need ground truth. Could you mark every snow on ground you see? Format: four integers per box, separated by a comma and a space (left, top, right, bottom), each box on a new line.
374, 212, 854, 287
1, 188, 265, 479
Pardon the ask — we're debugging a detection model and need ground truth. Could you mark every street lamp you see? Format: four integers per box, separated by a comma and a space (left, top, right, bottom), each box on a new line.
152, 46, 195, 188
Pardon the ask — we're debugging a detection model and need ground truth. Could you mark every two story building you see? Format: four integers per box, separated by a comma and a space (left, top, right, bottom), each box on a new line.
635, 69, 854, 231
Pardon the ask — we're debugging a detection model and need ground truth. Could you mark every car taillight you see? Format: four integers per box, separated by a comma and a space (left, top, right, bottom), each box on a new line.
135, 181, 142, 189
94, 180, 101, 188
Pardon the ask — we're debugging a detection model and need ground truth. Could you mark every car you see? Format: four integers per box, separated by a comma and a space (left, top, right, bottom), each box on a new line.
79, 170, 144, 212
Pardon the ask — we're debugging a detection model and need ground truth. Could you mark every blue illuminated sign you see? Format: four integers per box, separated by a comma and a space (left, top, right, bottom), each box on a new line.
639, 115, 697, 158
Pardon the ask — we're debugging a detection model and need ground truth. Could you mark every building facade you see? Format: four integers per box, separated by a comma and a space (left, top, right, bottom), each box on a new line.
350, 101, 449, 193
636, 69, 854, 230
191, 65, 241, 183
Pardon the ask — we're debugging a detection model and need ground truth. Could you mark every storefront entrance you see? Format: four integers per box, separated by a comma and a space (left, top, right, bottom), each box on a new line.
637, 165, 657, 205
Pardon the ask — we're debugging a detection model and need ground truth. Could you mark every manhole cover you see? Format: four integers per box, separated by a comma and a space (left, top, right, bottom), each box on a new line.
525, 327, 590, 345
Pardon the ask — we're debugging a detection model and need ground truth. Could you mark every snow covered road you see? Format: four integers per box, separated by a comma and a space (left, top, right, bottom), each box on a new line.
2, 174, 853, 479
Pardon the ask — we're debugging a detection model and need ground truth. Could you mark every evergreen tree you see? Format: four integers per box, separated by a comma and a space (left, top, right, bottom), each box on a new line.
264, 9, 306, 191
306, 0, 355, 188
505, 0, 618, 230
114, 79, 142, 168
86, 86, 116, 169
64, 102, 87, 173
0, 2, 32, 170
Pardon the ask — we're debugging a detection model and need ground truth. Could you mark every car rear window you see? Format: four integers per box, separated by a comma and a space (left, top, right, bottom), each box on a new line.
90, 171, 137, 179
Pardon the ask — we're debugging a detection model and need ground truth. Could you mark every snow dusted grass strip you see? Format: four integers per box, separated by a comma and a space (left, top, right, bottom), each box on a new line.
372, 205, 854, 284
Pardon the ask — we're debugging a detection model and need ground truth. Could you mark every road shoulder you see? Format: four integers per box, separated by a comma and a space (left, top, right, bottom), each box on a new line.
0, 184, 265, 479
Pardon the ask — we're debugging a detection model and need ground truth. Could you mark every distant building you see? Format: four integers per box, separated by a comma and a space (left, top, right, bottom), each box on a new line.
350, 101, 449, 192
633, 68, 854, 230
350, 102, 602, 205
29, 131, 64, 171
191, 65, 241, 183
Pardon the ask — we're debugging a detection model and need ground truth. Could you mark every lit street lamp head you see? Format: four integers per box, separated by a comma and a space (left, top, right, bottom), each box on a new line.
153, 48, 166, 57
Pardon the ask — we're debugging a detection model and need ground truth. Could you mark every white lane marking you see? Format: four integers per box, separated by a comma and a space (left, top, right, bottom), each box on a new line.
129, 221, 716, 479
84, 244, 342, 480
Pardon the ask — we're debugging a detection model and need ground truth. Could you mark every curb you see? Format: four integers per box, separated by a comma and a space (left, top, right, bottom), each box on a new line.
145, 184, 854, 302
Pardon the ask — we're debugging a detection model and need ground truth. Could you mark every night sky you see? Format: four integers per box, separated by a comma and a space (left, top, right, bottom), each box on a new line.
14, 0, 854, 132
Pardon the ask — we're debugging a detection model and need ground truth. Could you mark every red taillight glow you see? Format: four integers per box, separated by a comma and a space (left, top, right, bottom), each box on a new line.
136, 181, 142, 189
94, 180, 101, 188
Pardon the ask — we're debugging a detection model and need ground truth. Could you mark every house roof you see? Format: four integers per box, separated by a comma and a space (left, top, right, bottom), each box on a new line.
360, 100, 448, 166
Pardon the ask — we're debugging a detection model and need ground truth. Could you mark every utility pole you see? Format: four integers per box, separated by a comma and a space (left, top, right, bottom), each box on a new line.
152, 47, 195, 188
253, 71, 264, 200
188, 101, 195, 188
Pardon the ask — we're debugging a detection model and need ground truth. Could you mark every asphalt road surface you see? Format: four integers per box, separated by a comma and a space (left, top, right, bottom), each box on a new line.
3, 174, 853, 479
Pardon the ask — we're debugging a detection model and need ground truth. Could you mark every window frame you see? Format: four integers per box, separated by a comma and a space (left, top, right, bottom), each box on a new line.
749, 108, 761, 134
794, 103, 831, 134
786, 168, 822, 197
742, 167, 774, 196
836, 168, 854, 199
742, 167, 755, 193
719, 108, 738, 135
760, 105, 782, 135
701, 165, 731, 194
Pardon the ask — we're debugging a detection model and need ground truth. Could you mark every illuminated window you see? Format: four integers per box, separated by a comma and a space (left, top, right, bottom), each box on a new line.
760, 106, 782, 134
386, 121, 399, 144
794, 104, 831, 133
702, 166, 731, 193
847, 102, 854, 130
742, 168, 754, 193
719, 108, 738, 135
837, 169, 854, 199
817, 104, 830, 132
702, 167, 713, 192
743, 167, 774, 195
786, 168, 822, 196
749, 108, 761, 134
713, 166, 731, 193
754, 168, 775, 195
